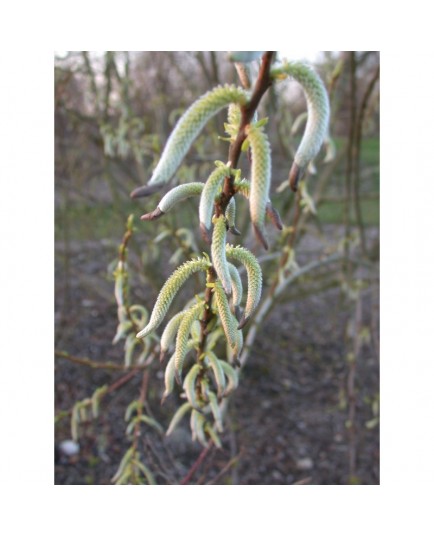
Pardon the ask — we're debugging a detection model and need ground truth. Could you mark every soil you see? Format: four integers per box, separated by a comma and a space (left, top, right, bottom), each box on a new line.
55, 227, 379, 485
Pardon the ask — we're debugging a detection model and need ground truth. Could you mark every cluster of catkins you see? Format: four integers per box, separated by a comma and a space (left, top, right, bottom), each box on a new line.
131, 54, 330, 447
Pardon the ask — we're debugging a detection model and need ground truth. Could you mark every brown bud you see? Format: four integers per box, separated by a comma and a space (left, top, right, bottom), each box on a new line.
140, 207, 164, 221
130, 183, 163, 198
289, 162, 305, 192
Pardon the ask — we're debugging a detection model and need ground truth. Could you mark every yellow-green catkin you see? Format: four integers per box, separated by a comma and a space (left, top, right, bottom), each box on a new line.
213, 280, 238, 349
271, 62, 330, 191
211, 215, 232, 294
245, 124, 272, 250
132, 85, 248, 197
226, 245, 262, 328
136, 257, 210, 339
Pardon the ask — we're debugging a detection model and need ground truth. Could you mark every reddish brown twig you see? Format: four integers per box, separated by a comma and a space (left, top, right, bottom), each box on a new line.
180, 441, 213, 485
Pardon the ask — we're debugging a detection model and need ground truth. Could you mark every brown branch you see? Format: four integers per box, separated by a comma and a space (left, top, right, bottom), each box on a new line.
343, 52, 357, 276
228, 51, 275, 169
205, 448, 244, 485
180, 441, 213, 485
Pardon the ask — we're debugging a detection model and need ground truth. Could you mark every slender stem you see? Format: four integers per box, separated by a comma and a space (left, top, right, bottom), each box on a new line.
180, 441, 213, 485
228, 52, 275, 168
55, 350, 148, 370
132, 370, 150, 452
343, 52, 357, 276
347, 296, 363, 482
353, 63, 380, 255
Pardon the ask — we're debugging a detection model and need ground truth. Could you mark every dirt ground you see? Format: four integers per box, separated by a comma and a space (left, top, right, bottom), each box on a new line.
55, 227, 379, 485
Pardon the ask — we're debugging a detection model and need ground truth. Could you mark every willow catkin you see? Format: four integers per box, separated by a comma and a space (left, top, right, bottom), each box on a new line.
245, 124, 272, 250
136, 257, 210, 339
227, 262, 243, 308
234, 178, 282, 231
211, 214, 232, 295
271, 62, 330, 191
141, 182, 204, 221
225, 197, 241, 235
198, 164, 231, 242
131, 85, 248, 197
225, 244, 262, 328
213, 280, 238, 349
174, 302, 205, 383
159, 310, 187, 362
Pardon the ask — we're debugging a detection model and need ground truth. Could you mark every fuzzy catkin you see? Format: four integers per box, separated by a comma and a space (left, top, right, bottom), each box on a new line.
159, 310, 187, 361
227, 263, 243, 307
246, 124, 272, 249
199, 165, 231, 240
211, 215, 232, 294
147, 85, 248, 188
158, 182, 204, 213
213, 280, 238, 349
174, 302, 205, 382
136, 258, 210, 339
272, 62, 329, 189
225, 245, 262, 327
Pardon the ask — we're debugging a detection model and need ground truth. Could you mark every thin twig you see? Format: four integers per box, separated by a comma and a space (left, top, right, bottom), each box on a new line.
343, 52, 357, 276
55, 350, 147, 370
180, 442, 213, 485
205, 449, 244, 485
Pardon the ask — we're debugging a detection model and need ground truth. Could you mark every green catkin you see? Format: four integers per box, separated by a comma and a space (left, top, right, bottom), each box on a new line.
191, 409, 208, 447
271, 62, 330, 191
225, 244, 262, 328
205, 350, 226, 398
245, 124, 272, 250
225, 197, 241, 235
136, 257, 210, 339
159, 310, 187, 362
211, 215, 232, 295
199, 164, 231, 242
183, 363, 203, 410
227, 262, 243, 308
219, 360, 239, 395
141, 182, 204, 221
131, 85, 248, 197
174, 302, 205, 383
234, 178, 283, 231
162, 353, 176, 402
213, 280, 238, 349
207, 390, 223, 432
166, 402, 192, 436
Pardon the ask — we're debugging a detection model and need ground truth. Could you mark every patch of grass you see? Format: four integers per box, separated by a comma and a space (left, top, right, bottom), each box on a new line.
55, 202, 144, 242
317, 197, 379, 226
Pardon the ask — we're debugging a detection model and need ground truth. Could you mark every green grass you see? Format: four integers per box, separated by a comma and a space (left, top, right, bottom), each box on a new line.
317, 198, 379, 226
55, 202, 138, 242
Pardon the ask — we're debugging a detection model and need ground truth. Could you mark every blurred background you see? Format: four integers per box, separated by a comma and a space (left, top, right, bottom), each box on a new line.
55, 51, 379, 485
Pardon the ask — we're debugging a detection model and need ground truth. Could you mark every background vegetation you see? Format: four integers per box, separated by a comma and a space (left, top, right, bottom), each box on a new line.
55, 51, 379, 485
